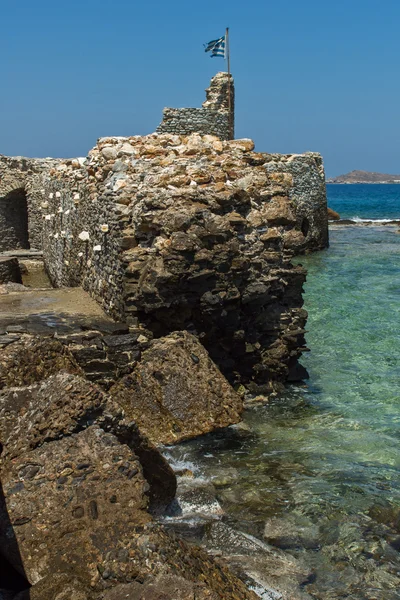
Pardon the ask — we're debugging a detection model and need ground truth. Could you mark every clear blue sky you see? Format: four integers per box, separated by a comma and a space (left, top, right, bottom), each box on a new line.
1, 0, 400, 177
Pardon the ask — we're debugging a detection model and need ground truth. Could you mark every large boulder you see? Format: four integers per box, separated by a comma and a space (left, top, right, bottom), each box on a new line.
0, 426, 151, 588
0, 372, 107, 459
0, 373, 176, 511
0, 426, 257, 599
110, 331, 243, 445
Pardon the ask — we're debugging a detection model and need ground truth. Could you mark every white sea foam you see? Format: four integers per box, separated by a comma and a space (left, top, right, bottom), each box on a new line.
161, 451, 197, 475
350, 216, 400, 223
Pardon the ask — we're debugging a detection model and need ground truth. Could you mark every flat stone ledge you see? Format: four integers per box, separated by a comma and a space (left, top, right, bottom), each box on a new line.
0, 249, 43, 259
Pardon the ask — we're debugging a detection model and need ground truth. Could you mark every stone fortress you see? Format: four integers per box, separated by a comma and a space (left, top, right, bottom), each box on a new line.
0, 72, 330, 600
0, 72, 328, 391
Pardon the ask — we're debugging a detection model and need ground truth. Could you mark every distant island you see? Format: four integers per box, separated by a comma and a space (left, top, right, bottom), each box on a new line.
327, 170, 400, 184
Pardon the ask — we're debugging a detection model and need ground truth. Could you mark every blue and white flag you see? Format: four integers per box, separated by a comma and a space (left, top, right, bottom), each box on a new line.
204, 35, 226, 58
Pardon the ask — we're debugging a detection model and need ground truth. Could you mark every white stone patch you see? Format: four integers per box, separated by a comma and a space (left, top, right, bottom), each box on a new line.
73, 193, 80, 202
56, 192, 61, 198
78, 231, 90, 241
120, 143, 136, 155
41, 202, 49, 209
78, 252, 83, 257
100, 224, 109, 233
93, 245, 101, 252
49, 193, 54, 199
57, 207, 63, 213
113, 179, 127, 192
45, 215, 52, 220
53, 233, 59, 239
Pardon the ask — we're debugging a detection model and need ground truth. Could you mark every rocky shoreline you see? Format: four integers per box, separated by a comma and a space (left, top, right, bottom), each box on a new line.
0, 130, 329, 599
0, 330, 262, 600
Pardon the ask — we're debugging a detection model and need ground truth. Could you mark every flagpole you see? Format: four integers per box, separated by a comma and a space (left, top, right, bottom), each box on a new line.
225, 27, 233, 139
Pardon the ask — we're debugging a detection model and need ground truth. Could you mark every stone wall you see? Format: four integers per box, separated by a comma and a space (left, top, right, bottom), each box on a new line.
0, 155, 60, 251
157, 107, 231, 140
157, 72, 234, 140
264, 152, 328, 251
0, 134, 327, 390
0, 257, 22, 284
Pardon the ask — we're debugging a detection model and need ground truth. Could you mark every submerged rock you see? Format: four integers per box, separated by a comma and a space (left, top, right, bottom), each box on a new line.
110, 331, 243, 445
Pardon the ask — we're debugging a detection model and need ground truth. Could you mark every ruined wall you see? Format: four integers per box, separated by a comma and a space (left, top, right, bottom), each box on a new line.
157, 73, 234, 140
157, 107, 231, 140
34, 155, 127, 318
264, 152, 329, 251
23, 134, 325, 389
0, 134, 327, 389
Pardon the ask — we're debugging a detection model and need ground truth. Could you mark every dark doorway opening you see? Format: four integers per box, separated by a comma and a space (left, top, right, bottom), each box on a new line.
0, 188, 30, 252
301, 217, 310, 238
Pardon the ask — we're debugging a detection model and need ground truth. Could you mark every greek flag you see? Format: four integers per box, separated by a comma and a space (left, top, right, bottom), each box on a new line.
204, 35, 226, 58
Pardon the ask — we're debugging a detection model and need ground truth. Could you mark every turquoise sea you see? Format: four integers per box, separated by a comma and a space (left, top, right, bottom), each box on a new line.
165, 185, 400, 599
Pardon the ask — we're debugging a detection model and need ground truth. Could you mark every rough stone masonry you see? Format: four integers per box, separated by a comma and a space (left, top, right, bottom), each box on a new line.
0, 72, 330, 600
0, 73, 328, 392
0, 133, 327, 392
157, 72, 235, 140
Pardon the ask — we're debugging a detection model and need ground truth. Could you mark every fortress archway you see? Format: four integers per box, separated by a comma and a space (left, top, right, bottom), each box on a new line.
0, 188, 30, 252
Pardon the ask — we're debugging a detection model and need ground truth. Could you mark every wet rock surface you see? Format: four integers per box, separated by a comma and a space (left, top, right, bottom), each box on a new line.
0, 341, 258, 599
110, 331, 243, 444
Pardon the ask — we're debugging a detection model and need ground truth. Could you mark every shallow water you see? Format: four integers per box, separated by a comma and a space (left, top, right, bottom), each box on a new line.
165, 223, 400, 599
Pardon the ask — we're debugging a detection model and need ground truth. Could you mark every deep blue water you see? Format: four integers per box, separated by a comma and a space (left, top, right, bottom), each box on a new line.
327, 183, 400, 220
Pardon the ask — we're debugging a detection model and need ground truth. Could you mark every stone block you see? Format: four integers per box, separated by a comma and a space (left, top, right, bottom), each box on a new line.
110, 331, 243, 445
